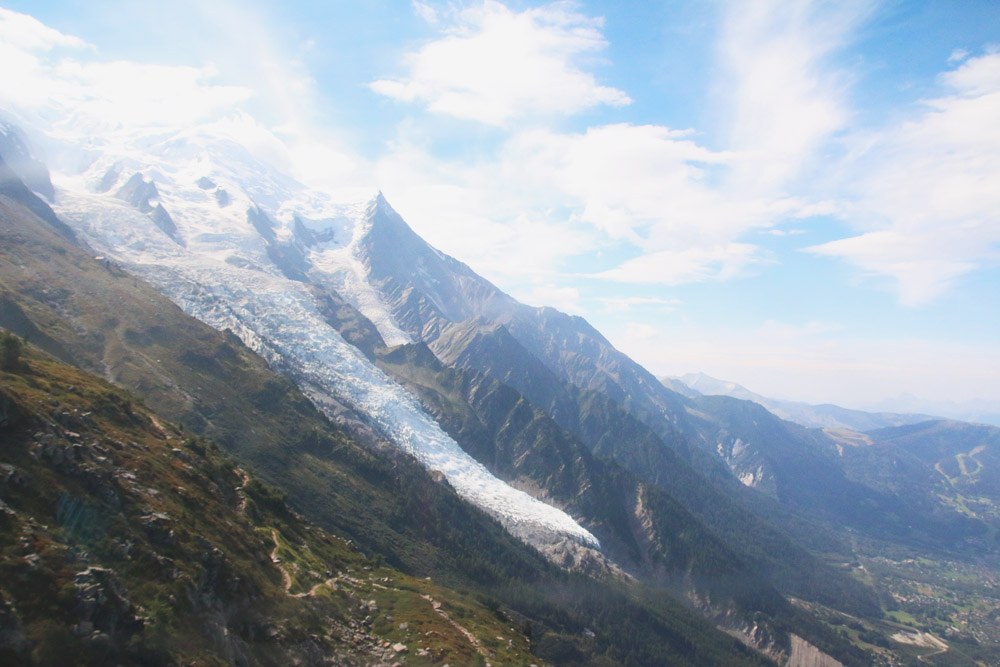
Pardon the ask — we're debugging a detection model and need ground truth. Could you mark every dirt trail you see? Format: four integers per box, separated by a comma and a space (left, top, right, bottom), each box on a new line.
917, 641, 949, 663
420, 594, 490, 659
266, 529, 491, 659
269, 529, 295, 593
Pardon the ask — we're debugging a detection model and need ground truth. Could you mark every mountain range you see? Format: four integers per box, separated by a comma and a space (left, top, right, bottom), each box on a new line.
671, 372, 938, 432
2, 114, 999, 666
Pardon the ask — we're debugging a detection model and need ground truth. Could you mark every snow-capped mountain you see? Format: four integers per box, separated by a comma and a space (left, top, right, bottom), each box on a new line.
25, 122, 598, 552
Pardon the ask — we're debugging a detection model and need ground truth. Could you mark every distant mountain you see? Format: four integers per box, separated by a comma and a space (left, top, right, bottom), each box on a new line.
668, 373, 999, 553
674, 372, 936, 431
866, 393, 1000, 428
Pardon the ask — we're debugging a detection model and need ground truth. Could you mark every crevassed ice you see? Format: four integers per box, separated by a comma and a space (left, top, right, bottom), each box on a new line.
52, 183, 599, 551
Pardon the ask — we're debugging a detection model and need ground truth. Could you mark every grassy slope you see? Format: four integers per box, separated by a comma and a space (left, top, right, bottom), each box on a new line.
0, 347, 540, 666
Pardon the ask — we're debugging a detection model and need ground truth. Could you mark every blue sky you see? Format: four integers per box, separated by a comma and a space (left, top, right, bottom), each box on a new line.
1, 0, 998, 410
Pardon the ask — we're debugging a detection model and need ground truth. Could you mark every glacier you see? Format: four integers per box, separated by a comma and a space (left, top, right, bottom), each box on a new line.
46, 127, 600, 552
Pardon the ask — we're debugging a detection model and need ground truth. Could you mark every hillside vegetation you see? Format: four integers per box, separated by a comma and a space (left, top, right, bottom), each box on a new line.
0, 343, 541, 665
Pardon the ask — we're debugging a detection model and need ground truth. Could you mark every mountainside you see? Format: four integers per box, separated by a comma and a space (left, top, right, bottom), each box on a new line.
684, 395, 986, 548
842, 420, 1000, 544
40, 131, 599, 552
0, 343, 543, 666
375, 342, 881, 615
328, 178, 989, 562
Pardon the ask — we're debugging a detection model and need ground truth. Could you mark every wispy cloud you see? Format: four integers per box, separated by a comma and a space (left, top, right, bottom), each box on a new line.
412, 1, 440, 24
375, 0, 878, 293
809, 50, 1000, 305
3, 1, 996, 315
0, 7, 91, 51
716, 0, 874, 193
595, 243, 767, 285
516, 284, 585, 314
370, 0, 630, 125
597, 296, 682, 313
379, 120, 793, 291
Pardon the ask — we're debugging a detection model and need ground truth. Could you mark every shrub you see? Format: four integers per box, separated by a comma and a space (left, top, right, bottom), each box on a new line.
0, 332, 24, 371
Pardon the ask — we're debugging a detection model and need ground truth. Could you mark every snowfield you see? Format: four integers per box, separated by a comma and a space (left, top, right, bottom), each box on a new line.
49, 129, 599, 552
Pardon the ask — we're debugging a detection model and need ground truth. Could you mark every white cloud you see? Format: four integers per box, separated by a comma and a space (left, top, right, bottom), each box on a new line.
0, 7, 91, 51
507, 124, 742, 243
516, 285, 585, 315
373, 132, 600, 287
377, 120, 794, 291
624, 322, 658, 341
595, 243, 766, 285
368, 0, 881, 294
941, 47, 1000, 96
58, 60, 253, 128
367, 2, 878, 294
412, 1, 440, 24
808, 231, 986, 306
497, 123, 802, 286
716, 0, 873, 193
809, 50, 1000, 305
597, 296, 681, 313
0, 4, 361, 190
371, 0, 630, 125
0, 8, 252, 131
948, 48, 969, 64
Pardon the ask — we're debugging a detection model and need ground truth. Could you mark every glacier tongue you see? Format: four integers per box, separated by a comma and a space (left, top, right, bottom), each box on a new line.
51, 164, 600, 552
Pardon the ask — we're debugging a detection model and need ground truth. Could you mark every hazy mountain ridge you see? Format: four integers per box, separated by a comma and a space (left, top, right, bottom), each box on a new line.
674, 372, 937, 431
670, 374, 1000, 552
866, 394, 1000, 429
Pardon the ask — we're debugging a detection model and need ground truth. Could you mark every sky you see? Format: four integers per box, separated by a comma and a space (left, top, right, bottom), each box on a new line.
0, 0, 998, 412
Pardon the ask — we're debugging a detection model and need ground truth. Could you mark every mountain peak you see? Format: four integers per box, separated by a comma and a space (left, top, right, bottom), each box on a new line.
365, 189, 413, 236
